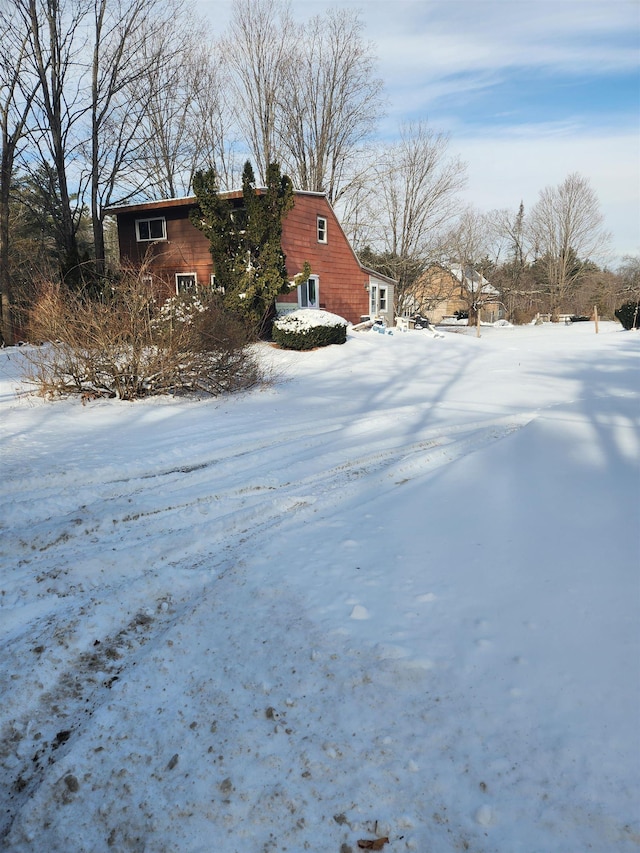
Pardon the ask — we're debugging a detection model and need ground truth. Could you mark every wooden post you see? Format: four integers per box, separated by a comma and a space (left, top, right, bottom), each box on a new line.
476, 307, 481, 338
594, 305, 599, 334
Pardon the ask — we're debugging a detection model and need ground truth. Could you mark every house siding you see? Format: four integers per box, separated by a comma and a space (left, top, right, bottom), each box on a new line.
279, 194, 369, 323
109, 192, 377, 324
115, 205, 213, 293
412, 264, 500, 324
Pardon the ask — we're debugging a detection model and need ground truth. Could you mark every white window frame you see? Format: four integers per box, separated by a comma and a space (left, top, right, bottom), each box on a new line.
369, 283, 388, 316
317, 216, 327, 244
175, 272, 197, 294
298, 275, 319, 309
210, 273, 225, 294
135, 217, 167, 242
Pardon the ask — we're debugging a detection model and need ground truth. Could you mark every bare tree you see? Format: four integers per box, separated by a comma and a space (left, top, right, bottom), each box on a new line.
601, 255, 640, 319
528, 172, 611, 316
0, 1, 41, 344
190, 55, 239, 193
617, 255, 640, 301
443, 206, 501, 326
17, 0, 93, 282
135, 13, 234, 200
489, 203, 541, 319
87, 0, 180, 275
355, 122, 466, 314
278, 8, 384, 203
222, 0, 292, 184
134, 25, 197, 199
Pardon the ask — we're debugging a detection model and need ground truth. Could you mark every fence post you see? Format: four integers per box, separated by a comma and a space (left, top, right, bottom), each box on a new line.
594, 305, 599, 334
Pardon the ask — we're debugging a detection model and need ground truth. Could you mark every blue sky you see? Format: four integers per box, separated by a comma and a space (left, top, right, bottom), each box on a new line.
204, 0, 640, 261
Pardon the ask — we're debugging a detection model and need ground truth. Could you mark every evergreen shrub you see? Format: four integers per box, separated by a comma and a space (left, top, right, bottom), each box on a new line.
614, 301, 640, 330
272, 309, 347, 350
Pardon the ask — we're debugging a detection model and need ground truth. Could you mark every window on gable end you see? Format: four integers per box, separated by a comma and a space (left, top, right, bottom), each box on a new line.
317, 216, 327, 244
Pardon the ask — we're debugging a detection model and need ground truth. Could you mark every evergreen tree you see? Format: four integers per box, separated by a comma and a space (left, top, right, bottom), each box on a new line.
190, 167, 243, 296
191, 160, 294, 336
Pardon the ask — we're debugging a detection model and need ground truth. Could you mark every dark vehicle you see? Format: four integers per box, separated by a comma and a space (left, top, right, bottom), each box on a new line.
411, 314, 432, 330
569, 315, 590, 322
453, 309, 469, 320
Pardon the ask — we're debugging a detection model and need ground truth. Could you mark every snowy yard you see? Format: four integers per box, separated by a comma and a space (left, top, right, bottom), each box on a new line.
1, 321, 638, 853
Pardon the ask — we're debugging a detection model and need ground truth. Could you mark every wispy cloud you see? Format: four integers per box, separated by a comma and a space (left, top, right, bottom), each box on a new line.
453, 127, 640, 260
362, 0, 640, 260
202, 0, 639, 258
369, 0, 639, 77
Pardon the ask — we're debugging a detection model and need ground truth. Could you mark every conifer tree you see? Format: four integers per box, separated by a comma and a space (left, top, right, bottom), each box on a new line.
190, 167, 244, 296
191, 160, 294, 336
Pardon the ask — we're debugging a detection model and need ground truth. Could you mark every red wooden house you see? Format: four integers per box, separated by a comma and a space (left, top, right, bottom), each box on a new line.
106, 190, 395, 326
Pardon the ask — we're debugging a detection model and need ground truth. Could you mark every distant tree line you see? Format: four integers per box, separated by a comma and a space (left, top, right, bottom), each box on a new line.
0, 0, 636, 345
356, 171, 636, 325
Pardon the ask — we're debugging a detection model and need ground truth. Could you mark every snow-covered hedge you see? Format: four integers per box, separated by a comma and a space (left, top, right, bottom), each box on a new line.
272, 309, 348, 350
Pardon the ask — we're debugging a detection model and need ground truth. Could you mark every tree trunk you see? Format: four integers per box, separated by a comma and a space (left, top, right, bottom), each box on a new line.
0, 153, 14, 345
24, 0, 82, 284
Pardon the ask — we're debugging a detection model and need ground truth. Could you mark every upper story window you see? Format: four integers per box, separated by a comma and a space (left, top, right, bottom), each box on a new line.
317, 216, 327, 244
135, 217, 166, 242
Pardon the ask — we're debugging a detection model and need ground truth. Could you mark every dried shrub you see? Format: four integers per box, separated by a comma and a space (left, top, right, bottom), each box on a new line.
510, 307, 537, 326
24, 269, 263, 400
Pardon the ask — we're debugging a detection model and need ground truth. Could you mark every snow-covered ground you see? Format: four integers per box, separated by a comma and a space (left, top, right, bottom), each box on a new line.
1, 321, 638, 853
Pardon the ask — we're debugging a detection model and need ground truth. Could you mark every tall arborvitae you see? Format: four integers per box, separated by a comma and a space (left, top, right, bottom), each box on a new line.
191, 160, 294, 336
190, 168, 239, 296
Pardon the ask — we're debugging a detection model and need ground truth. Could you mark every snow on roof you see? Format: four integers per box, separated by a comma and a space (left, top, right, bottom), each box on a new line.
450, 263, 499, 295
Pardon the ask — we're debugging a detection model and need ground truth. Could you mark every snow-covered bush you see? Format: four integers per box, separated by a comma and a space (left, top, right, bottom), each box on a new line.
272, 309, 347, 350
153, 293, 206, 329
24, 272, 262, 400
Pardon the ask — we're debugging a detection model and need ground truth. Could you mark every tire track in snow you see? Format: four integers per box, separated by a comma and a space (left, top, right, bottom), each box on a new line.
3, 411, 536, 548
0, 410, 536, 847
0, 594, 184, 842
2, 412, 537, 604
1, 410, 536, 660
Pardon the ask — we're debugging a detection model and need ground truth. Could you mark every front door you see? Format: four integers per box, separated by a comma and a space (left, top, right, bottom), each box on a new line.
298, 276, 319, 309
